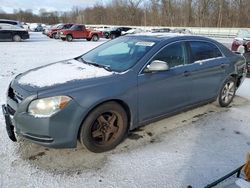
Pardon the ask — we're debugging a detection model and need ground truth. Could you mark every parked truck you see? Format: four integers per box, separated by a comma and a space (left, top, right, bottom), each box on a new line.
60, 24, 102, 42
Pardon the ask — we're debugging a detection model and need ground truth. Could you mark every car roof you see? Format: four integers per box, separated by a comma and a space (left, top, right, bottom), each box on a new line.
125, 32, 223, 44
0, 19, 19, 23
128, 32, 217, 42
0, 23, 18, 27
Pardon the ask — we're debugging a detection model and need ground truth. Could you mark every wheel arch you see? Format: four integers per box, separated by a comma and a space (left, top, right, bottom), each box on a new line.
66, 33, 73, 38
230, 73, 242, 88
77, 99, 132, 139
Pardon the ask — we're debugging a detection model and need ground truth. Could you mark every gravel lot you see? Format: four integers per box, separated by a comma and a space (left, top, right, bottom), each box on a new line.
0, 33, 249, 188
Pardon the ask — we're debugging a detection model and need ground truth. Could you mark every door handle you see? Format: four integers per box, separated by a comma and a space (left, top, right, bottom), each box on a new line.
183, 71, 191, 77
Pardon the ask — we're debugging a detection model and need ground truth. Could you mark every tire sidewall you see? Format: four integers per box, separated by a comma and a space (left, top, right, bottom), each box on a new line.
66, 35, 73, 42
13, 35, 21, 42
91, 34, 99, 41
218, 77, 236, 107
80, 102, 128, 153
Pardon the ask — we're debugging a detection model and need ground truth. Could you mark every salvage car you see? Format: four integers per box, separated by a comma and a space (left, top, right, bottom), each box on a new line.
231, 29, 250, 76
0, 19, 23, 28
47, 23, 74, 39
60, 24, 102, 42
108, 27, 132, 39
0, 24, 29, 42
231, 29, 250, 52
2, 34, 247, 153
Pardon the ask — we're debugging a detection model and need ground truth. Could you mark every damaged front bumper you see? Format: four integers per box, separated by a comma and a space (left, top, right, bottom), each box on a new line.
2, 105, 17, 142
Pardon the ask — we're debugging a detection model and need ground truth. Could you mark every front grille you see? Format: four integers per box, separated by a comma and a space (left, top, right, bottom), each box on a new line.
8, 87, 23, 103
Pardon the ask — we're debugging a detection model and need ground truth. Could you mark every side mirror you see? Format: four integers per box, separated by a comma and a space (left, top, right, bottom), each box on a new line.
237, 45, 246, 55
144, 60, 169, 73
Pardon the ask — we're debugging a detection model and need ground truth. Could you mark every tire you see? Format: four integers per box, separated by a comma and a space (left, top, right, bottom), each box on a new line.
66, 35, 73, 42
217, 77, 236, 107
91, 34, 99, 41
61, 38, 66, 41
105, 34, 110, 39
79, 102, 128, 153
52, 33, 56, 39
13, 35, 21, 42
110, 34, 116, 39
86, 38, 91, 41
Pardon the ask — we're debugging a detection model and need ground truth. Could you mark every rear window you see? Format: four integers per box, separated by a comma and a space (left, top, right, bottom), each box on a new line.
189, 41, 222, 63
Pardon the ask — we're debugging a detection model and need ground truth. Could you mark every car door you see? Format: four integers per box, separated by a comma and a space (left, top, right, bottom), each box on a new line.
0, 25, 12, 41
186, 41, 226, 103
74, 25, 84, 38
138, 41, 193, 123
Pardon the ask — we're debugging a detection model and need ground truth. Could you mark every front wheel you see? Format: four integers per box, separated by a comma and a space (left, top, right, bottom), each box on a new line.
217, 77, 236, 107
110, 34, 116, 39
79, 102, 128, 153
13, 35, 21, 42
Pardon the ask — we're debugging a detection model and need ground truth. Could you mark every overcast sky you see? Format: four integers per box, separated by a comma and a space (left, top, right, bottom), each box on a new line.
0, 0, 107, 14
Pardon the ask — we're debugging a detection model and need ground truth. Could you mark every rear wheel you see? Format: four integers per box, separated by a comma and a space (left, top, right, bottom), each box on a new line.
13, 35, 21, 42
105, 33, 110, 39
66, 35, 73, 42
217, 77, 236, 107
79, 102, 128, 153
52, 33, 56, 39
110, 34, 116, 39
91, 34, 99, 41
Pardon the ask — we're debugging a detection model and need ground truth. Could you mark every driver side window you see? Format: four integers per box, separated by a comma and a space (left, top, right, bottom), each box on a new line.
152, 42, 186, 68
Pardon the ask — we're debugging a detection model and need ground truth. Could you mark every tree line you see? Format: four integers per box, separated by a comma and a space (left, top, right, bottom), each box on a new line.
0, 0, 250, 28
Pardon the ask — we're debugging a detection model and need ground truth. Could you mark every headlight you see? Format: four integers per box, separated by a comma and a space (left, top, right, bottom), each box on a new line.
28, 96, 71, 117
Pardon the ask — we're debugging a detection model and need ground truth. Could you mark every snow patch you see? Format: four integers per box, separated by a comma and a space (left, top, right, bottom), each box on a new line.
235, 179, 250, 188
18, 59, 113, 88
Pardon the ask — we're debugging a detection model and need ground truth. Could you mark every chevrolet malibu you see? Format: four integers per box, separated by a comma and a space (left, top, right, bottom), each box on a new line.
2, 34, 247, 153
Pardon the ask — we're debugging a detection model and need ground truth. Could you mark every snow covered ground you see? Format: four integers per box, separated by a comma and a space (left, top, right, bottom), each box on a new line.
0, 33, 249, 188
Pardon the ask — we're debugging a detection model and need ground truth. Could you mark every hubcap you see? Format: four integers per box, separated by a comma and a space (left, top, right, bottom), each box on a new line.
67, 36, 72, 41
221, 81, 235, 103
93, 36, 98, 41
91, 112, 122, 145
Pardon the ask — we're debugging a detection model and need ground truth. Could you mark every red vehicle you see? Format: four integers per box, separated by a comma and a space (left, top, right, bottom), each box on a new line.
231, 29, 250, 76
60, 24, 102, 42
231, 29, 250, 52
47, 23, 74, 39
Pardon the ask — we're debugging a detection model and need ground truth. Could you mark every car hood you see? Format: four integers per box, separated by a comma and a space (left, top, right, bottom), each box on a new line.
14, 59, 115, 93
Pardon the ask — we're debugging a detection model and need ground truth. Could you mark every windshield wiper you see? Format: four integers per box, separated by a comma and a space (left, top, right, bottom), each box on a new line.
78, 58, 112, 72
88, 62, 112, 72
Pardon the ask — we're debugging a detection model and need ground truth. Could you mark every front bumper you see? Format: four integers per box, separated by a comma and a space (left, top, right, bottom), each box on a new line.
2, 105, 17, 142
22, 33, 30, 40
2, 98, 87, 148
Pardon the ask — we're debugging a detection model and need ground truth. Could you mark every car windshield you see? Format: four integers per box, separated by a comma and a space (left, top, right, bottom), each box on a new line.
80, 37, 156, 72
57, 25, 64, 29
